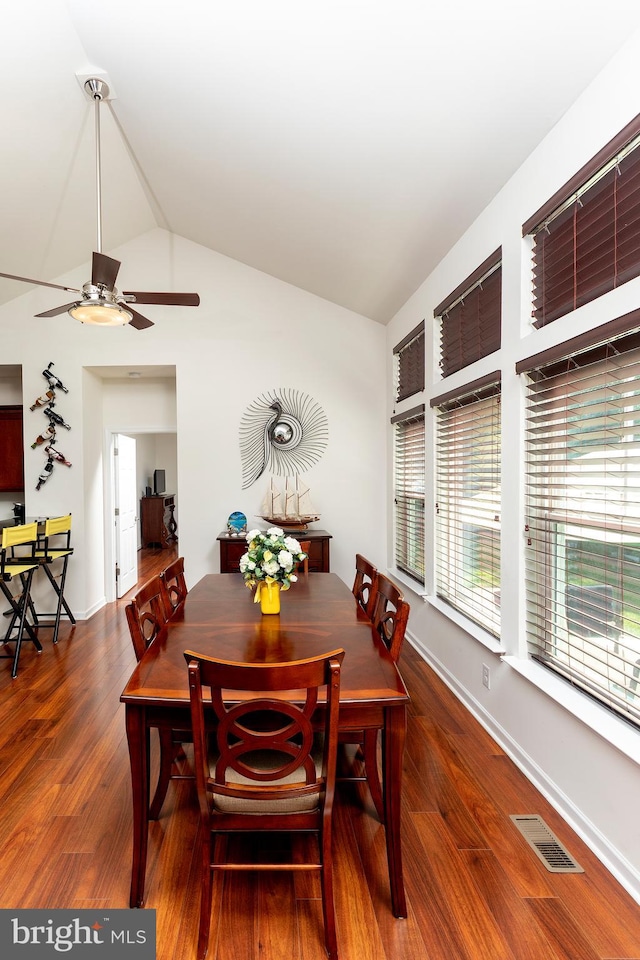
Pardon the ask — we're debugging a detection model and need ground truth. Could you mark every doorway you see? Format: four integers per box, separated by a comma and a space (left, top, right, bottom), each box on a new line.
89, 364, 177, 604
105, 428, 178, 602
114, 433, 138, 597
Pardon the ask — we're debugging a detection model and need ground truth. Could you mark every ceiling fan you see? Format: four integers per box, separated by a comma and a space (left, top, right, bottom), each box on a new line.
0, 77, 200, 330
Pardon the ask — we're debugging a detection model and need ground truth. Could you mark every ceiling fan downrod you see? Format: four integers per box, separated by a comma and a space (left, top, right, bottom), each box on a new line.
0, 73, 199, 331
84, 78, 110, 256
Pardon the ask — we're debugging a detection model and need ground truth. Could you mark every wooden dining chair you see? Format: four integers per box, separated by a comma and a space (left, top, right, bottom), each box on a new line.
159, 555, 188, 619
184, 648, 345, 960
125, 575, 168, 661
341, 573, 409, 822
125, 575, 191, 819
0, 522, 43, 678
298, 540, 310, 576
372, 574, 410, 664
352, 553, 378, 620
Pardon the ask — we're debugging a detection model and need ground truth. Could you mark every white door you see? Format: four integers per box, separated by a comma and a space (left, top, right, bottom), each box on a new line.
115, 434, 138, 597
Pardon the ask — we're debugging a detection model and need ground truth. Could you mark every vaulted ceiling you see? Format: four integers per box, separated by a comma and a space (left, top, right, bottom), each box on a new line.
2, 1, 640, 323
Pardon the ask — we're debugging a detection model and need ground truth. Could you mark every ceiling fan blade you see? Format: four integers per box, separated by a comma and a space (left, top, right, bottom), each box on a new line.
122, 291, 200, 306
128, 308, 155, 330
91, 252, 121, 290
35, 301, 79, 318
0, 271, 81, 294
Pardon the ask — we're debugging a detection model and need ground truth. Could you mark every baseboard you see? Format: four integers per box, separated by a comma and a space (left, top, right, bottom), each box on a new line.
77, 596, 106, 621
407, 631, 640, 906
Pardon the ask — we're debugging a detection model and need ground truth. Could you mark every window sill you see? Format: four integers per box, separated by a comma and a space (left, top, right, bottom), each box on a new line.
503, 655, 640, 766
387, 567, 428, 600
425, 594, 506, 655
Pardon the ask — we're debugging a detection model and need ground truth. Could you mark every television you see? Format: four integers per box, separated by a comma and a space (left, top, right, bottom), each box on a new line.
153, 469, 166, 495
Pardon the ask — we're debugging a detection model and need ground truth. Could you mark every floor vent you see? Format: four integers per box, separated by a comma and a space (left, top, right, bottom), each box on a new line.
510, 815, 584, 873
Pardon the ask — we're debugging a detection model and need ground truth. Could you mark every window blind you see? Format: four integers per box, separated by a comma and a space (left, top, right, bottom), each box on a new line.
522, 329, 640, 726
434, 251, 501, 378
525, 118, 640, 328
394, 322, 425, 402
433, 380, 501, 635
392, 406, 425, 585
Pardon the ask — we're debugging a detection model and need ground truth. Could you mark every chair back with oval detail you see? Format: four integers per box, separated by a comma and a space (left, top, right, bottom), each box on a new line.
159, 556, 188, 619
298, 540, 310, 576
125, 574, 190, 820
371, 574, 410, 664
184, 648, 345, 960
125, 575, 167, 662
352, 553, 378, 619
339, 572, 409, 823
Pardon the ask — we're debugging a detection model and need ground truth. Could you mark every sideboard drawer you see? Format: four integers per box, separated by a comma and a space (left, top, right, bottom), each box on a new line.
217, 529, 332, 573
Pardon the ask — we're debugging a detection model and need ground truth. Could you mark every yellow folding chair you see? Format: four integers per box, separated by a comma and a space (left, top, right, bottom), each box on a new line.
34, 514, 75, 644
0, 522, 42, 678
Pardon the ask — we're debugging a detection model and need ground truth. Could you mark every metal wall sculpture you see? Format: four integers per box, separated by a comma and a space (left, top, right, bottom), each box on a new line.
239, 388, 328, 489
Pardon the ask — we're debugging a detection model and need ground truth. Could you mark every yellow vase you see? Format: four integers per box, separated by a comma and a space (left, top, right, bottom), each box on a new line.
258, 580, 281, 615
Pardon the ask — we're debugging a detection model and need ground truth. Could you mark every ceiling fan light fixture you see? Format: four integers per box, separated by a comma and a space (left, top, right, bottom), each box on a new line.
0, 75, 199, 331
68, 300, 133, 326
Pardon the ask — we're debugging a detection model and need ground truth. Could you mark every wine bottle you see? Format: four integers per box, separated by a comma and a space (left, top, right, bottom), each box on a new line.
30, 390, 55, 411
36, 458, 55, 490
45, 444, 72, 467
44, 406, 71, 430
31, 425, 56, 448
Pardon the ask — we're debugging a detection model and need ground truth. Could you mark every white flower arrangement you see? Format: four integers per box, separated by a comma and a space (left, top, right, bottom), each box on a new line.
239, 527, 307, 592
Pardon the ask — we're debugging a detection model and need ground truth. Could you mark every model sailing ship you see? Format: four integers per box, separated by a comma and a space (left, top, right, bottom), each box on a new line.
260, 475, 320, 530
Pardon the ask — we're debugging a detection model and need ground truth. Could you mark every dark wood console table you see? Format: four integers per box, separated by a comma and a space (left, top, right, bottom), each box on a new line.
218, 528, 331, 573
141, 495, 177, 548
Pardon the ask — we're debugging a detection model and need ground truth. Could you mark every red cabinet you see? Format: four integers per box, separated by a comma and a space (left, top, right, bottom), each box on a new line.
0, 406, 24, 492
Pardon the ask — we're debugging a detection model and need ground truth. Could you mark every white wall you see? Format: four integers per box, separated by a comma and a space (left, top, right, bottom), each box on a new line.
131, 434, 157, 500
387, 33, 640, 901
101, 377, 178, 552
0, 371, 22, 404
82, 369, 106, 615
0, 229, 386, 618
155, 435, 177, 497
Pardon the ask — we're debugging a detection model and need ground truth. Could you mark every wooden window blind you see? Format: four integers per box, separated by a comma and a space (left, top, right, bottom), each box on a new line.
432, 378, 501, 636
521, 325, 640, 726
394, 322, 425, 402
391, 405, 425, 585
524, 115, 640, 328
434, 250, 502, 378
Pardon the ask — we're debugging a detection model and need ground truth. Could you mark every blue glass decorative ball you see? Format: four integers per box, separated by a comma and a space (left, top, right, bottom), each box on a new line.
227, 511, 247, 536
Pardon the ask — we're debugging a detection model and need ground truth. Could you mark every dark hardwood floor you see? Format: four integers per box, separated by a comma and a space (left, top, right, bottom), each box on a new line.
0, 546, 638, 959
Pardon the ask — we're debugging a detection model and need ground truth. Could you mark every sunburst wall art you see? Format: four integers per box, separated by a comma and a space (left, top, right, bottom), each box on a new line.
239, 388, 329, 489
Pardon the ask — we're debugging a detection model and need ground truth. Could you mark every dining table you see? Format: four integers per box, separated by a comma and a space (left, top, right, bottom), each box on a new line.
120, 571, 410, 917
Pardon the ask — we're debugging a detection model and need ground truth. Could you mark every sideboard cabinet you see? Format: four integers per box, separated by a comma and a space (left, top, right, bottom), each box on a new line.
140, 494, 177, 548
218, 528, 332, 573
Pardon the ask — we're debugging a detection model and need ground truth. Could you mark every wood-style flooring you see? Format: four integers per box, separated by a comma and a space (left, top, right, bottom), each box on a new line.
0, 546, 638, 959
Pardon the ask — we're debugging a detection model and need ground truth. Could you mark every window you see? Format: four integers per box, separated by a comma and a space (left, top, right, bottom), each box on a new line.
394, 321, 425, 402
392, 406, 425, 585
432, 374, 501, 636
519, 316, 640, 727
523, 114, 640, 328
392, 323, 425, 586
434, 249, 501, 377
